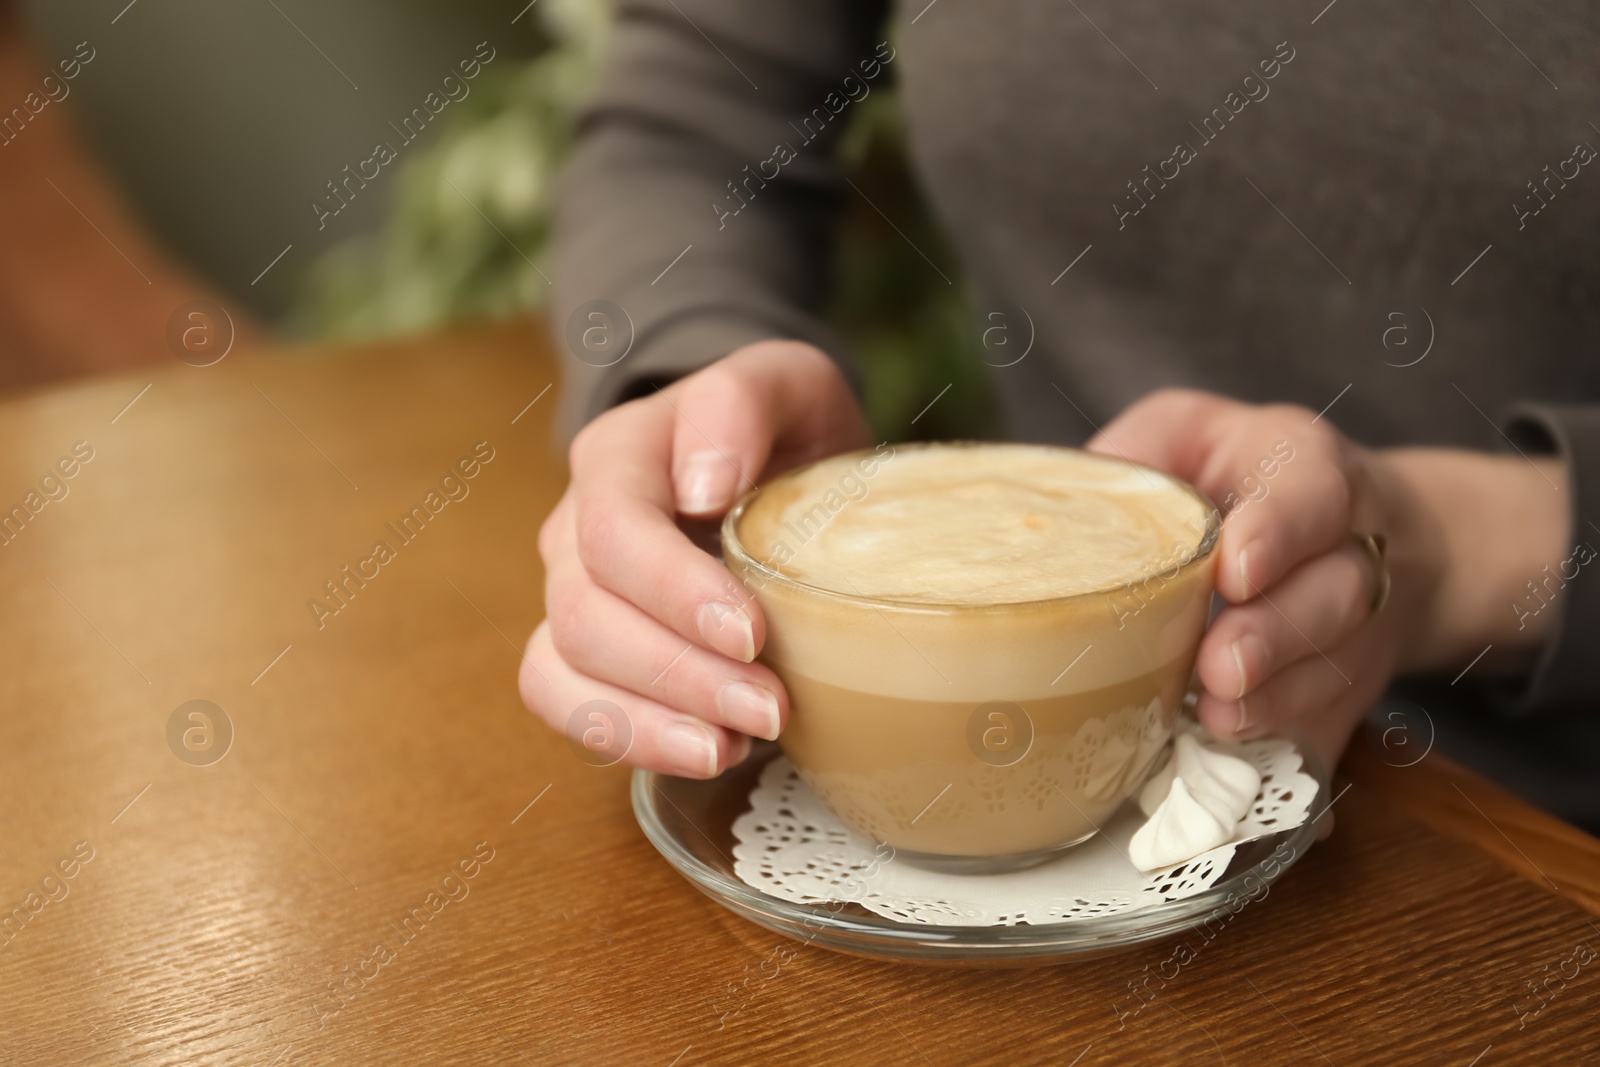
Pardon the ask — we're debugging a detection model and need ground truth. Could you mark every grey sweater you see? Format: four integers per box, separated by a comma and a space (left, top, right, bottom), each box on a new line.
550, 0, 1600, 829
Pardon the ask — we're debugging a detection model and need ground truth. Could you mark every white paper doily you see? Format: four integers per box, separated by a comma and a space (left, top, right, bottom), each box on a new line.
731, 735, 1317, 927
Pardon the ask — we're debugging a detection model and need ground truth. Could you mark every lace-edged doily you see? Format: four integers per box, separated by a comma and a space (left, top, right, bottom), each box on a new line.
730, 735, 1317, 927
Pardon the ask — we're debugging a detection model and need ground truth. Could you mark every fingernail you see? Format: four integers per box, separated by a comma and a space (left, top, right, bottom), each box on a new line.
661, 722, 718, 777
1237, 543, 1259, 592
718, 681, 781, 740
698, 600, 756, 662
1232, 634, 1270, 699
679, 450, 736, 516
729, 732, 754, 767
1234, 695, 1249, 733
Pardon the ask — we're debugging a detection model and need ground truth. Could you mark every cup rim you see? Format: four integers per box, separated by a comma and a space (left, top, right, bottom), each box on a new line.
719, 440, 1222, 613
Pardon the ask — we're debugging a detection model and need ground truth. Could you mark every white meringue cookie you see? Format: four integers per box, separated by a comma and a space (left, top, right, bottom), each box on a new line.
1137, 748, 1178, 817
1135, 719, 1208, 816
1137, 732, 1261, 823
1129, 777, 1233, 871
1177, 732, 1262, 823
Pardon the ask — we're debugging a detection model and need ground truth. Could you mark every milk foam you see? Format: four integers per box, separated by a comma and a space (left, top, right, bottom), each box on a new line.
739, 444, 1211, 604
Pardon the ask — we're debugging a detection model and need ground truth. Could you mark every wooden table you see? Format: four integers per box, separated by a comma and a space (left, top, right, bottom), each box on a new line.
1, 319, 1596, 1065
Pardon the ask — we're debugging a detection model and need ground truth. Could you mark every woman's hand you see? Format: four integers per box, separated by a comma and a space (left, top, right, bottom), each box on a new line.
1089, 389, 1569, 770
522, 341, 870, 777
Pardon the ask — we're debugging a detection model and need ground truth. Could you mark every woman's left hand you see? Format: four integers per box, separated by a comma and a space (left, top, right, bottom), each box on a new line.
1088, 388, 1566, 773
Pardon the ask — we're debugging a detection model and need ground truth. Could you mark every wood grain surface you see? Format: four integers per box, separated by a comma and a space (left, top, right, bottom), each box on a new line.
0, 318, 1596, 1066
1343, 743, 1600, 920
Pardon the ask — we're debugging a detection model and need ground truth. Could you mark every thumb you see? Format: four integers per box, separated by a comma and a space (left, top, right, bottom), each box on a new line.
669, 359, 777, 518
1085, 389, 1233, 485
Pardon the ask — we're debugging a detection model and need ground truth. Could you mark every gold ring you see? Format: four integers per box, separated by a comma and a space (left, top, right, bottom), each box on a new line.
1352, 532, 1390, 616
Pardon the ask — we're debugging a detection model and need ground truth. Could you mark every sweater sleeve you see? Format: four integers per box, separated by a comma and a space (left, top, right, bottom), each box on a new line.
1503, 402, 1600, 714
547, 0, 891, 440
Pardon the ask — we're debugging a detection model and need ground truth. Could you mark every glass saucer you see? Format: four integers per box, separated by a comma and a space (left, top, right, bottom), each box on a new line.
631, 733, 1329, 967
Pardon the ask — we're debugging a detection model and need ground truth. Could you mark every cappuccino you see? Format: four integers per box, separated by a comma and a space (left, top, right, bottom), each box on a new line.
725, 443, 1219, 869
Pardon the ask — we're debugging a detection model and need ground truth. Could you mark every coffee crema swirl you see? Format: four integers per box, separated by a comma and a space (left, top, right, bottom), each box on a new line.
737, 443, 1212, 605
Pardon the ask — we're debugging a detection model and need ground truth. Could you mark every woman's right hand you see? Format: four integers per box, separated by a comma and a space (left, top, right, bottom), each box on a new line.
522, 340, 871, 777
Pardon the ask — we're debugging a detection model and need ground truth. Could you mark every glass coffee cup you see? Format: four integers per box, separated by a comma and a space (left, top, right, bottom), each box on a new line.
721, 442, 1221, 873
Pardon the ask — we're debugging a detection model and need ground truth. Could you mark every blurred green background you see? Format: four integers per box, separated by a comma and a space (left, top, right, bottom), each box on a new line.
290, 0, 996, 443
